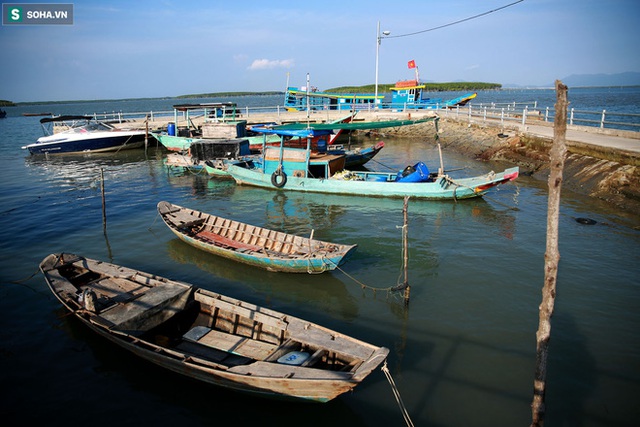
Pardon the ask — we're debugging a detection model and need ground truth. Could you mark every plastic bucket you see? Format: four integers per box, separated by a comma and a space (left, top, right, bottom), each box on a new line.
316, 138, 327, 153
167, 122, 176, 136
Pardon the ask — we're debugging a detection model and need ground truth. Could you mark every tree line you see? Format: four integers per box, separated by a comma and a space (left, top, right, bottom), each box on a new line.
326, 82, 501, 93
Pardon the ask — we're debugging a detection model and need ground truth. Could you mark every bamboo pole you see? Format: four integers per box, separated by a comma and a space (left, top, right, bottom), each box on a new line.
530, 80, 568, 426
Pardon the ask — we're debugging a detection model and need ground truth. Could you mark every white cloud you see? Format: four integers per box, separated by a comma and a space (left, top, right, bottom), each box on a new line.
248, 58, 295, 70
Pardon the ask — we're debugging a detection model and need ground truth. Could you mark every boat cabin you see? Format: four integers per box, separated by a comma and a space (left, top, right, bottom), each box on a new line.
284, 87, 383, 111
390, 80, 443, 110
254, 127, 345, 179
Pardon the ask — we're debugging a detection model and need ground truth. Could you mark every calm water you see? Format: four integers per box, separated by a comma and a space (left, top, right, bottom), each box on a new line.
1, 91, 639, 426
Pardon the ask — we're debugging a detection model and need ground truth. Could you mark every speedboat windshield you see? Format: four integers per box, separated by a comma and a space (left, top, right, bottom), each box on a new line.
76, 121, 114, 132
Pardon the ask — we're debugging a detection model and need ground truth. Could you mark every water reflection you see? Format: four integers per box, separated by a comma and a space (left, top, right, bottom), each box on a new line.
164, 238, 360, 322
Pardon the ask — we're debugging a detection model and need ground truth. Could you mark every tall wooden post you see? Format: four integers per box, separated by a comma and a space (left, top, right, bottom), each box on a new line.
101, 168, 107, 233
531, 80, 568, 426
402, 196, 411, 306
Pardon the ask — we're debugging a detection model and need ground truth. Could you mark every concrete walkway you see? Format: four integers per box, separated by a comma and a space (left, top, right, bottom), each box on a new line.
525, 122, 640, 154
121, 107, 640, 161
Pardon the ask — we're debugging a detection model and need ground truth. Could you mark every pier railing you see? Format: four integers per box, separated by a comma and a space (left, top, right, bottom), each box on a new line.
439, 103, 640, 134
91, 102, 640, 134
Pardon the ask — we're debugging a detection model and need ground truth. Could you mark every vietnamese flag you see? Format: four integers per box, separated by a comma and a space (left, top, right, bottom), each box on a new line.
407, 60, 416, 69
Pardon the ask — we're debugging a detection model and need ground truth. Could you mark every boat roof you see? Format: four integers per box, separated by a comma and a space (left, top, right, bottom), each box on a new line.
276, 117, 437, 131
286, 88, 384, 100
172, 102, 237, 111
40, 115, 94, 124
250, 126, 330, 138
250, 116, 437, 137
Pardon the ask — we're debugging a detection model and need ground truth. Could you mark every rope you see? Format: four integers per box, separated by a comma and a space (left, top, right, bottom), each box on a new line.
444, 175, 520, 211
382, 361, 415, 427
6, 268, 52, 299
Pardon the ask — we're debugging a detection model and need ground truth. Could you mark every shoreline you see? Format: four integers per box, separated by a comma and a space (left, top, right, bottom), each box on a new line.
113, 108, 640, 216
373, 116, 640, 216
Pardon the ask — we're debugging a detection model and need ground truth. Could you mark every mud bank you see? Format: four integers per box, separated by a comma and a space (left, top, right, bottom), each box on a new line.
362, 118, 640, 215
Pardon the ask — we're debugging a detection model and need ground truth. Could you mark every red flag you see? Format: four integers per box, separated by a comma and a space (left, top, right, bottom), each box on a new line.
407, 60, 416, 69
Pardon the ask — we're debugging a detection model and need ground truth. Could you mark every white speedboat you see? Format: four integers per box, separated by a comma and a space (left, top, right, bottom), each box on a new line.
23, 115, 148, 155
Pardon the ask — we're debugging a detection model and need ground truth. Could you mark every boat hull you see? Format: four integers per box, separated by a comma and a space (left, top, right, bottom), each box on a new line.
40, 253, 388, 402
25, 132, 147, 154
158, 201, 357, 273
226, 164, 519, 200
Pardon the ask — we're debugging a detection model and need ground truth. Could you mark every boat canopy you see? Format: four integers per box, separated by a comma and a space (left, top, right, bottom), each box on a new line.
250, 127, 332, 138
172, 102, 237, 111
275, 116, 438, 131
40, 115, 93, 124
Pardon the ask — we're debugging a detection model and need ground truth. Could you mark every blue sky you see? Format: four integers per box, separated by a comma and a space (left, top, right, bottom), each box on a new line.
1, 0, 639, 102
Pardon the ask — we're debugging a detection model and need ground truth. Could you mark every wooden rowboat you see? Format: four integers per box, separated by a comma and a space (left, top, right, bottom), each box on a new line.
40, 253, 389, 402
157, 201, 357, 273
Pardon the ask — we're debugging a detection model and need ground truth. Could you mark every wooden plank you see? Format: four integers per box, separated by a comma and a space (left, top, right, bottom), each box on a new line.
196, 230, 263, 252
184, 327, 278, 360
227, 361, 353, 380
167, 210, 205, 228
100, 284, 189, 330
194, 292, 288, 330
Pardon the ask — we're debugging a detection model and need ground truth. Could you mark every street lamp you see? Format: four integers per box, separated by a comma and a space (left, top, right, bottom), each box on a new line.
375, 21, 391, 108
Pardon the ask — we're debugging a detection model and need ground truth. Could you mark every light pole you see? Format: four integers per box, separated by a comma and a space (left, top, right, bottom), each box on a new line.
375, 21, 390, 108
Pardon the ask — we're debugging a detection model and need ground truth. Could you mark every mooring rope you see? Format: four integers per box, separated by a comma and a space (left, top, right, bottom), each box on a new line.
445, 175, 520, 211
382, 361, 415, 427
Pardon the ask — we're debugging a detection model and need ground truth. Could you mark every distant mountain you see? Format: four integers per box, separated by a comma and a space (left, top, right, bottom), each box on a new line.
557, 72, 640, 87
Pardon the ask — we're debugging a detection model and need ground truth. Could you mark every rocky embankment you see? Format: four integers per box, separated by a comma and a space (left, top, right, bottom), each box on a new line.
366, 118, 640, 216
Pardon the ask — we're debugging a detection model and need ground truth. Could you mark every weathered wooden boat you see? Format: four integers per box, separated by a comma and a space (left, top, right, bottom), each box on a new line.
226, 124, 519, 200
153, 131, 282, 153
40, 253, 388, 402
157, 201, 357, 273
164, 142, 384, 177
227, 159, 519, 200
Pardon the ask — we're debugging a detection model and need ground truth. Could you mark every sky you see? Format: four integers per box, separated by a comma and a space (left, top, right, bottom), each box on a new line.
1, 0, 639, 102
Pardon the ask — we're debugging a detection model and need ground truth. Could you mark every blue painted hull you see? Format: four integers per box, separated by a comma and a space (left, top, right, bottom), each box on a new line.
226, 164, 519, 200
158, 202, 357, 273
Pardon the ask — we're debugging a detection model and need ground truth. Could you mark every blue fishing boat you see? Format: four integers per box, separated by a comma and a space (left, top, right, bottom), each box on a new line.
225, 124, 519, 200
390, 79, 477, 110
157, 201, 357, 273
284, 87, 383, 111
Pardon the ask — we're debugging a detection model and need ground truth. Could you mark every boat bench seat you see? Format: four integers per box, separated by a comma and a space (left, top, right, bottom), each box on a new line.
183, 326, 278, 360
159, 203, 205, 228
170, 212, 205, 228
196, 230, 263, 252
98, 284, 190, 336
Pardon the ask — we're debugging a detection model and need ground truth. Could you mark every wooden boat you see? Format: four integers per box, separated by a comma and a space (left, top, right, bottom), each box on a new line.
226, 123, 519, 200
40, 253, 388, 402
22, 112, 52, 116
227, 159, 519, 200
157, 201, 357, 273
163, 142, 384, 177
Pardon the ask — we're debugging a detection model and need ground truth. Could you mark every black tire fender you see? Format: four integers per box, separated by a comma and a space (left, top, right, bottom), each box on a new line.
271, 169, 287, 188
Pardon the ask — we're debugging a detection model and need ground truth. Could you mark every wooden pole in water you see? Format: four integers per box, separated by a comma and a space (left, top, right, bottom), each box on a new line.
530, 80, 568, 427
145, 115, 149, 150
101, 168, 107, 232
403, 196, 410, 305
